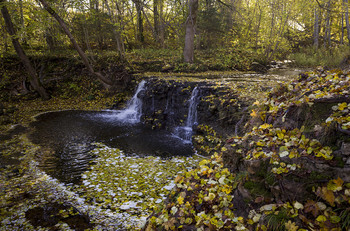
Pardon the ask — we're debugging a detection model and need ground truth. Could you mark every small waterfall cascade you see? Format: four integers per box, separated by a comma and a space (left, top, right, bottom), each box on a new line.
115, 80, 146, 123
174, 87, 200, 142
185, 87, 199, 127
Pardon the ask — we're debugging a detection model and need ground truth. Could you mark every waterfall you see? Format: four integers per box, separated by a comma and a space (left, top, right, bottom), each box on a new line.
114, 80, 146, 123
174, 87, 200, 143
185, 87, 199, 127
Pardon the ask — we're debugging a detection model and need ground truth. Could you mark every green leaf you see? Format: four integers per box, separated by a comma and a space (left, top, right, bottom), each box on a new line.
316, 215, 327, 222
330, 215, 341, 224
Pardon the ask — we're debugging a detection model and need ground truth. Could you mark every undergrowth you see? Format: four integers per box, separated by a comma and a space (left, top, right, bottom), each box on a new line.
289, 45, 350, 68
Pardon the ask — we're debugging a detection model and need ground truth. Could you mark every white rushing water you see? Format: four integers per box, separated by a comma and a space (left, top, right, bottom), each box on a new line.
115, 80, 146, 123
94, 80, 146, 124
174, 87, 200, 143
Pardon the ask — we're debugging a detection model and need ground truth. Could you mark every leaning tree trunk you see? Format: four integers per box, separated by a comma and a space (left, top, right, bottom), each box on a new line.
183, 0, 198, 63
38, 0, 113, 88
1, 0, 50, 99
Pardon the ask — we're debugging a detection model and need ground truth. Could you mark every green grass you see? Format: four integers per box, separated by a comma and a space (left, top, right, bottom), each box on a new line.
289, 45, 350, 68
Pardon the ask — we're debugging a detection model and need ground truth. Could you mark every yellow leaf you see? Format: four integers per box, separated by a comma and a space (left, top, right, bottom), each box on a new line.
177, 196, 184, 205
285, 220, 299, 231
327, 177, 343, 192
250, 110, 258, 117
260, 124, 271, 129
316, 215, 327, 222
276, 129, 284, 140
338, 102, 347, 111
321, 187, 335, 206
253, 100, 260, 105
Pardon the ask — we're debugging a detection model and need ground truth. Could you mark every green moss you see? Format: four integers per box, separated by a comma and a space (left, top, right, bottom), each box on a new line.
334, 156, 345, 168
244, 180, 272, 198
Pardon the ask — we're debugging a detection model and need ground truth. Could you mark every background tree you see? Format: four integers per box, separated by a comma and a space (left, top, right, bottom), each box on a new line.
183, 0, 198, 63
1, 0, 49, 99
38, 0, 114, 88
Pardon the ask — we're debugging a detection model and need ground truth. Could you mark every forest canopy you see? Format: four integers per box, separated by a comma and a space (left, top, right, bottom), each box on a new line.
1, 0, 350, 65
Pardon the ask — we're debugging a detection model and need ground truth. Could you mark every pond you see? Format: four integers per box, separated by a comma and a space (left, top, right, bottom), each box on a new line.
29, 110, 194, 184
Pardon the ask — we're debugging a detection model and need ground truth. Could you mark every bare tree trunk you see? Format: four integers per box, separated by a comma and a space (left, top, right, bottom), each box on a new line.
341, 8, 344, 44
154, 0, 160, 43
345, 0, 350, 45
38, 0, 113, 87
82, 12, 93, 53
264, 0, 276, 59
115, 1, 126, 52
267, 12, 289, 60
324, 0, 332, 47
1, 0, 49, 99
133, 0, 144, 44
159, 0, 165, 47
103, 0, 125, 57
183, 0, 198, 63
19, 0, 27, 45
314, 7, 320, 48
255, 4, 262, 48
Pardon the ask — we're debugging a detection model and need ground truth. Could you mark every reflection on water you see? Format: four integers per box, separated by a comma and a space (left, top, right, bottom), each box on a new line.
29, 110, 193, 184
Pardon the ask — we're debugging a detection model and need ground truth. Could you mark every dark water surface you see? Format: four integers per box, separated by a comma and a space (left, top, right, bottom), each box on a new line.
29, 110, 193, 183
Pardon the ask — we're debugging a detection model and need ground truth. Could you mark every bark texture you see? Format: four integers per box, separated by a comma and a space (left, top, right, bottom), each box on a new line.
183, 0, 198, 63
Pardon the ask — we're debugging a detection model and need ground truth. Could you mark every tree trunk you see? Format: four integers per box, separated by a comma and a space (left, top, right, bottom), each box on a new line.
115, 1, 126, 52
183, 0, 198, 63
1, 0, 49, 99
345, 0, 350, 45
154, 0, 160, 43
264, 0, 276, 59
19, 0, 27, 45
341, 9, 344, 45
134, 0, 144, 43
103, 0, 125, 57
159, 0, 165, 47
38, 0, 113, 87
255, 4, 262, 48
324, 1, 332, 48
313, 7, 320, 48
